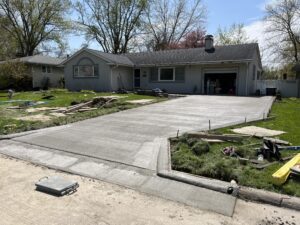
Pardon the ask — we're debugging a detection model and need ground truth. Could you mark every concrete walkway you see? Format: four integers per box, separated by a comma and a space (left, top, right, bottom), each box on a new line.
0, 96, 274, 216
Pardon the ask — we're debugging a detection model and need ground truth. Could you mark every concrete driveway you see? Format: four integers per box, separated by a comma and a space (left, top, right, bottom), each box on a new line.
0, 95, 274, 216
12, 95, 273, 171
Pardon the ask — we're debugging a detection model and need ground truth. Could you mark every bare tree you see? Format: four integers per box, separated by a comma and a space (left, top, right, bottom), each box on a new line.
265, 0, 300, 62
75, 0, 148, 54
0, 0, 71, 57
215, 23, 251, 45
144, 0, 206, 51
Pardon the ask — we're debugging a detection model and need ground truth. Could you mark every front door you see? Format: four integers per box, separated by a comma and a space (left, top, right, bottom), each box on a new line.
134, 69, 141, 88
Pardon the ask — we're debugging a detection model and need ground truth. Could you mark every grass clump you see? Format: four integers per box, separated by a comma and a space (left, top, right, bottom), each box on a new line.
191, 141, 210, 156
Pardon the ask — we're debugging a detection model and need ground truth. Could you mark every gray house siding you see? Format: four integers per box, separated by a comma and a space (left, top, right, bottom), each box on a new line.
111, 66, 133, 91
140, 66, 201, 94
139, 63, 251, 95
32, 65, 64, 88
64, 51, 111, 92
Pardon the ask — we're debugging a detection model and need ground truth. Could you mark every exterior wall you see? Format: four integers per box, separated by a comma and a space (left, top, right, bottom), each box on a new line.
32, 65, 64, 88
257, 80, 300, 97
111, 66, 133, 91
139, 66, 201, 94
64, 51, 111, 92
139, 63, 250, 95
248, 49, 262, 95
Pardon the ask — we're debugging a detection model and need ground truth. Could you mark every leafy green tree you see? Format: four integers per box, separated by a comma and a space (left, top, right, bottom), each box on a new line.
215, 23, 251, 45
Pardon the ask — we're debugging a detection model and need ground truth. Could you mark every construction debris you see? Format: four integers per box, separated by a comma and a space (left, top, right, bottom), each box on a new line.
186, 132, 246, 142
251, 156, 294, 169
272, 153, 300, 185
53, 96, 117, 114
201, 138, 224, 143
257, 139, 282, 161
137, 89, 168, 97
263, 137, 290, 146
232, 126, 286, 137
78, 108, 98, 112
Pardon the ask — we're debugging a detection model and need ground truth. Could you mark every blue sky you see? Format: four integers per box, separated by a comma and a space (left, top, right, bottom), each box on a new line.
204, 0, 265, 34
68, 0, 269, 52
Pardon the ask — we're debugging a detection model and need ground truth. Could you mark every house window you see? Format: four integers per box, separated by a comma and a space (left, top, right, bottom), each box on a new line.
42, 65, 52, 73
74, 65, 95, 77
159, 68, 175, 81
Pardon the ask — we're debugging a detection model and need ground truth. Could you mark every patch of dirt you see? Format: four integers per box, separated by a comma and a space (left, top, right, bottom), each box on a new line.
26, 107, 59, 113
0, 154, 298, 225
126, 99, 154, 104
17, 114, 52, 122
49, 112, 66, 117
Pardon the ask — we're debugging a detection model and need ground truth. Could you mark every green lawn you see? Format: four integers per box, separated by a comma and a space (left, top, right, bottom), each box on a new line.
171, 98, 300, 197
0, 89, 165, 135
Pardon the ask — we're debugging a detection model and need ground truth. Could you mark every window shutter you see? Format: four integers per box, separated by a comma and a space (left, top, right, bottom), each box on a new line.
150, 67, 158, 81
175, 67, 185, 81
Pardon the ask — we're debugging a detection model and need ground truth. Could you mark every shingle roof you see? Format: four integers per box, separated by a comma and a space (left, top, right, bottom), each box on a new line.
125, 43, 259, 66
0, 55, 64, 66
88, 49, 134, 66
63, 43, 259, 67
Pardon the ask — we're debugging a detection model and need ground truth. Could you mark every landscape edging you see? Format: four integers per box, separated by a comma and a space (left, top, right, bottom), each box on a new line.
157, 137, 300, 211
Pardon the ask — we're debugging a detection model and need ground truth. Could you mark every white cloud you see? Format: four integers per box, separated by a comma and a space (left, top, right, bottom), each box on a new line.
257, 0, 277, 11
244, 19, 281, 68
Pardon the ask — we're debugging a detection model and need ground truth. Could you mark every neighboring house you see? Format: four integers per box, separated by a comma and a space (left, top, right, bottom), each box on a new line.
62, 36, 262, 96
0, 55, 64, 89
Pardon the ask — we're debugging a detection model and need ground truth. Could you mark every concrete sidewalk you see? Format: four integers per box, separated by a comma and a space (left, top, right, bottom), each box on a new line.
0, 140, 237, 216
0, 96, 275, 216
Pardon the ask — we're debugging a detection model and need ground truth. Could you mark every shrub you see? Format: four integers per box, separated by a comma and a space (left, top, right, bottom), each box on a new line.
0, 61, 32, 91
186, 138, 198, 147
191, 141, 210, 156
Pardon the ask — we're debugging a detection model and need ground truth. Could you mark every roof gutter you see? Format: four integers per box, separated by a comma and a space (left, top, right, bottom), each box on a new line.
135, 59, 253, 67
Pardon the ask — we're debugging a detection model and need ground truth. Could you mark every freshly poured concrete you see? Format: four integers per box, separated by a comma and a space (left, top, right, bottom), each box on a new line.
12, 96, 273, 171
0, 96, 274, 216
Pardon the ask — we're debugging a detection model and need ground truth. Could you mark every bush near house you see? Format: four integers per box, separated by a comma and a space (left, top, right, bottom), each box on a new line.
171, 98, 300, 197
0, 61, 32, 91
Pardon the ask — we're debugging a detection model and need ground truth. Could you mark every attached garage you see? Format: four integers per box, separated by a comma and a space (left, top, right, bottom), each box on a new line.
204, 73, 237, 95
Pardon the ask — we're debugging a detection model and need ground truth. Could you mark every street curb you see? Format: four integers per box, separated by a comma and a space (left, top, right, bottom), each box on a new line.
157, 137, 300, 211
238, 186, 300, 210
0, 130, 39, 140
